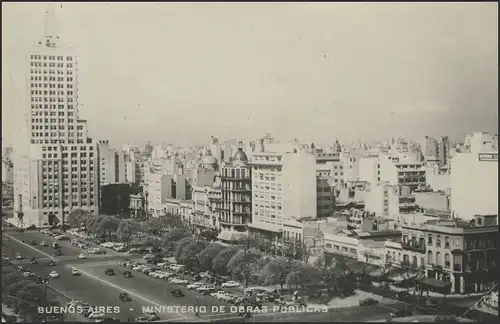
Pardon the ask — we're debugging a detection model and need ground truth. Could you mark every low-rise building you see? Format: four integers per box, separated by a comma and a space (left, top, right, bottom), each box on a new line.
401, 215, 498, 295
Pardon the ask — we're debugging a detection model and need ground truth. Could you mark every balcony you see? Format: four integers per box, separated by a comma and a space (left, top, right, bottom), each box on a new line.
401, 242, 426, 253
444, 243, 450, 249
451, 249, 462, 255
453, 264, 462, 272
444, 261, 450, 268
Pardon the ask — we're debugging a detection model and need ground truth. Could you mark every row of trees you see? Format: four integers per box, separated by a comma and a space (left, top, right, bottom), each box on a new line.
2, 262, 61, 321
161, 229, 356, 297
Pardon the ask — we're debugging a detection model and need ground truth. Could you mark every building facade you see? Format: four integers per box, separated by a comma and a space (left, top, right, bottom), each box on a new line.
13, 29, 98, 227
219, 147, 252, 234
450, 139, 498, 220
248, 147, 317, 243
401, 215, 498, 295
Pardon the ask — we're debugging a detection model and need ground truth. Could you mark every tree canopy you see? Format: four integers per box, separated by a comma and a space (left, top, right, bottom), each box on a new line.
227, 249, 261, 287
197, 243, 226, 273
260, 257, 294, 289
178, 240, 209, 269
213, 247, 239, 276
67, 208, 91, 229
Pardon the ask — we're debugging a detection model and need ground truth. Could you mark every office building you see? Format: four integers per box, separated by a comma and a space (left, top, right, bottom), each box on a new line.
12, 20, 98, 227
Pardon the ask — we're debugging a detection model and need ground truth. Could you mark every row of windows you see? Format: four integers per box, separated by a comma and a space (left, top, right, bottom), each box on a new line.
32, 97, 73, 103
30, 69, 73, 75
32, 139, 88, 144
31, 75, 75, 82
30, 55, 73, 61
32, 117, 73, 124
30, 62, 73, 68
31, 104, 74, 110
31, 90, 73, 95
253, 166, 282, 172
42, 145, 93, 152
33, 132, 84, 138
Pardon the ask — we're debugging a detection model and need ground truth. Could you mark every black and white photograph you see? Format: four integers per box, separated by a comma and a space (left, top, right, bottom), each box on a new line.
1, 2, 498, 323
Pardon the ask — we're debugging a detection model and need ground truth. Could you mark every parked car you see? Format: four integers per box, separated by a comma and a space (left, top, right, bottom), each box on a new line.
128, 248, 140, 253
72, 269, 81, 276
222, 281, 240, 288
40, 241, 48, 246
187, 282, 204, 290
210, 290, 227, 298
169, 278, 188, 285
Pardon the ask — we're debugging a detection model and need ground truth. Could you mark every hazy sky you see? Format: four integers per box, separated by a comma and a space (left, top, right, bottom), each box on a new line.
2, 2, 498, 147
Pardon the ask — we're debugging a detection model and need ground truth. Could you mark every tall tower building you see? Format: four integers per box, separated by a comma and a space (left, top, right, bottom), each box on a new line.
12, 8, 98, 227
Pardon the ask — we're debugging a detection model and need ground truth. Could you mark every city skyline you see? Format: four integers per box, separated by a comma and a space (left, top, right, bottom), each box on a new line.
2, 2, 498, 147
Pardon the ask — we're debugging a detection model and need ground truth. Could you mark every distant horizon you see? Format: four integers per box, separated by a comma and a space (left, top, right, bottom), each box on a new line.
2, 2, 498, 147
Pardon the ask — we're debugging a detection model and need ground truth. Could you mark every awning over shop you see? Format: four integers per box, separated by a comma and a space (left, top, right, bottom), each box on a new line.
217, 230, 247, 242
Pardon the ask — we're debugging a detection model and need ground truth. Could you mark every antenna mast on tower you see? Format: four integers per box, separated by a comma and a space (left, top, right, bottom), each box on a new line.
43, 4, 58, 47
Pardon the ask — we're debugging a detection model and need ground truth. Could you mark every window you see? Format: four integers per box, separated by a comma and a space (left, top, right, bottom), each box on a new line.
427, 250, 433, 264
435, 252, 441, 266
445, 237, 450, 249
444, 254, 450, 267
436, 235, 441, 247
477, 218, 482, 225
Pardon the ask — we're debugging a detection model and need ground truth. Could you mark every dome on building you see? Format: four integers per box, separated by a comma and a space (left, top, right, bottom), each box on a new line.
201, 149, 218, 167
233, 148, 248, 164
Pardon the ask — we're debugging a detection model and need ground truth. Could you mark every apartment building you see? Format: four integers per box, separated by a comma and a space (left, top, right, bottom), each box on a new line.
220, 147, 252, 233
450, 133, 498, 221
13, 28, 98, 227
316, 176, 334, 218
364, 183, 418, 219
248, 147, 317, 243
96, 140, 127, 186
191, 185, 220, 232
146, 173, 175, 216
401, 215, 498, 295
379, 153, 426, 191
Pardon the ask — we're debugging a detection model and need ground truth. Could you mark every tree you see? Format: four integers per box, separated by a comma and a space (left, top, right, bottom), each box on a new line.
213, 247, 240, 276
162, 228, 191, 245
116, 220, 141, 248
96, 217, 120, 241
260, 257, 294, 290
227, 249, 261, 288
67, 208, 90, 230
286, 262, 322, 290
178, 240, 208, 269
86, 215, 105, 234
174, 237, 197, 262
398, 260, 422, 293
235, 234, 260, 253
197, 243, 226, 274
